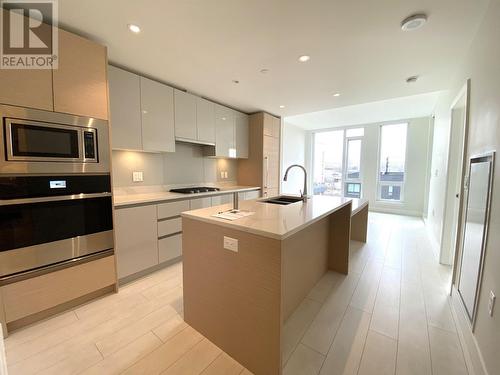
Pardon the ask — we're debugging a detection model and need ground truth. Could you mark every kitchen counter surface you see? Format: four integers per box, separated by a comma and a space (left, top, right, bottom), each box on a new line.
182, 195, 368, 240
113, 185, 261, 207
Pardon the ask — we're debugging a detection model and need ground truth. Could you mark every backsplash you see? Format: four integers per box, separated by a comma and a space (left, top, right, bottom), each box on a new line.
112, 143, 237, 188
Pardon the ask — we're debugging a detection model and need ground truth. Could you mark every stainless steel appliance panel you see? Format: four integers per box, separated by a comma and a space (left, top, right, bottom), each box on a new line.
0, 104, 109, 174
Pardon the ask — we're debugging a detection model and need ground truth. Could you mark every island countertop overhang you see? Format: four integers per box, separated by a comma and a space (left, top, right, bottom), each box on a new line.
181, 195, 368, 240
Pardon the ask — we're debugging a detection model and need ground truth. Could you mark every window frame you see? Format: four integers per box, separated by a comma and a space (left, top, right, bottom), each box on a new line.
376, 122, 408, 203
311, 126, 365, 198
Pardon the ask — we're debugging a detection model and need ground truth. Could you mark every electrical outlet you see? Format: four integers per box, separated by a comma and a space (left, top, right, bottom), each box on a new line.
132, 171, 143, 182
489, 291, 496, 316
223, 236, 238, 252
220, 171, 225, 179
224, 171, 228, 179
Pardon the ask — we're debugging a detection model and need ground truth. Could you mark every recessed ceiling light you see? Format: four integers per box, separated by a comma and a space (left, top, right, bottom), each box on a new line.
406, 75, 419, 83
279, 105, 285, 109
127, 24, 141, 33
401, 14, 427, 31
260, 68, 270, 74
333, 93, 340, 97
232, 80, 240, 84
298, 55, 310, 62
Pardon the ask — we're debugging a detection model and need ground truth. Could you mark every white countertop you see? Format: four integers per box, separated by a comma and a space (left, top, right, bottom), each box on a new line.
181, 195, 368, 240
113, 185, 261, 207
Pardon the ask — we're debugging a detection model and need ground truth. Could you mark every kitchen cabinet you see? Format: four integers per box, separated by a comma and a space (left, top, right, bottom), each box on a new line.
235, 112, 249, 158
159, 234, 182, 263
238, 112, 281, 197
108, 66, 142, 150
53, 29, 108, 119
108, 66, 175, 152
190, 197, 212, 209
211, 194, 232, 206
114, 205, 158, 279
157, 200, 190, 219
140, 77, 175, 152
196, 98, 216, 144
158, 217, 182, 237
215, 105, 236, 158
0, 69, 53, 111
174, 89, 197, 141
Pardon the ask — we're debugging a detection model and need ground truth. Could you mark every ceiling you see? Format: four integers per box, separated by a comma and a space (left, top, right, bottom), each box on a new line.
58, 0, 488, 117
285, 91, 443, 130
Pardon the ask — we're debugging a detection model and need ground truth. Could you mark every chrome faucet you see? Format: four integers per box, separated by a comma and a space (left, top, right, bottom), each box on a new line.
283, 164, 309, 201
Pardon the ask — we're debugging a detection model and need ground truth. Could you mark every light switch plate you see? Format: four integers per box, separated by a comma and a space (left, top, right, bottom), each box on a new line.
489, 291, 496, 316
132, 171, 143, 182
223, 236, 238, 252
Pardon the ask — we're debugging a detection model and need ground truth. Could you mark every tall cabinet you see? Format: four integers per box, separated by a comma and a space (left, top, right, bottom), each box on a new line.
238, 112, 281, 197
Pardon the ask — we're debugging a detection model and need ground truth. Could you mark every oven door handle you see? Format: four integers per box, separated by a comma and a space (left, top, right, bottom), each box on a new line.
0, 192, 112, 206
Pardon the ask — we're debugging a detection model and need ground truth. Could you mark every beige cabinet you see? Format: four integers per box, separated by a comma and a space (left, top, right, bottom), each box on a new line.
0, 69, 53, 110
235, 112, 249, 158
53, 29, 108, 119
141, 77, 175, 152
190, 197, 212, 209
108, 66, 142, 150
196, 98, 216, 144
174, 89, 197, 140
159, 234, 182, 263
263, 135, 280, 197
237, 112, 281, 197
114, 205, 158, 279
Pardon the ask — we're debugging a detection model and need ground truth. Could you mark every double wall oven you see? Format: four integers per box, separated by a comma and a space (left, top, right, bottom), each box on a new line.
0, 105, 113, 284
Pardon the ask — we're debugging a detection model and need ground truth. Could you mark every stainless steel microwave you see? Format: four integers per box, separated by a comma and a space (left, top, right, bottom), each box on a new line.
0, 105, 110, 175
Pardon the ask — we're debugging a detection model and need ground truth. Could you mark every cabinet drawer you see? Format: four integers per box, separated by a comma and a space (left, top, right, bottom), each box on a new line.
245, 190, 261, 200
157, 200, 190, 219
158, 217, 182, 237
190, 197, 211, 210
159, 234, 182, 263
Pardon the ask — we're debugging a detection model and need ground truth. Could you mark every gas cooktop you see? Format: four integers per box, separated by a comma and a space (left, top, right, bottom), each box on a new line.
169, 187, 220, 194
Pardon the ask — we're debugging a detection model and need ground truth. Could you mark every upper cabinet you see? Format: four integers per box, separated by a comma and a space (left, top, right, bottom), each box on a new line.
108, 65, 175, 152
141, 77, 175, 152
53, 30, 108, 120
174, 90, 197, 141
214, 105, 235, 158
108, 66, 142, 150
0, 69, 53, 111
263, 114, 281, 138
235, 112, 249, 158
196, 97, 216, 144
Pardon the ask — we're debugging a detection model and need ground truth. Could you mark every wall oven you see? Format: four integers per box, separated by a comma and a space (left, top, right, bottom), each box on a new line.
0, 105, 113, 284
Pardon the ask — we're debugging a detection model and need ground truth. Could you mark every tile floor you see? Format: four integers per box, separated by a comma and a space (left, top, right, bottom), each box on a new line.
4, 213, 468, 375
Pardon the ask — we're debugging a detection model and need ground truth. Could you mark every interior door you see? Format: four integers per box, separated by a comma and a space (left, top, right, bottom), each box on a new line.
457, 154, 494, 323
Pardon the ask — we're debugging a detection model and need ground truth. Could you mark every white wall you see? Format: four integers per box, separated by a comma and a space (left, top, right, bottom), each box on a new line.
427, 1, 500, 373
112, 142, 237, 187
281, 123, 306, 195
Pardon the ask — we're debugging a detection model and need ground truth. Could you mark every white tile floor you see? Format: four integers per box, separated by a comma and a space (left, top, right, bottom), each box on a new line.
4, 213, 468, 375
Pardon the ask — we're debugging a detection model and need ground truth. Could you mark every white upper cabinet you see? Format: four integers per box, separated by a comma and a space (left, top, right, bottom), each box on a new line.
108, 66, 142, 150
140, 77, 175, 153
174, 89, 197, 141
215, 105, 235, 158
196, 97, 216, 144
108, 66, 175, 153
235, 112, 249, 158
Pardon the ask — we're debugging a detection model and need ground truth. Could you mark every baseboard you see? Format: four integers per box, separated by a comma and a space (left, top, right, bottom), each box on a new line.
369, 206, 422, 217
450, 287, 489, 375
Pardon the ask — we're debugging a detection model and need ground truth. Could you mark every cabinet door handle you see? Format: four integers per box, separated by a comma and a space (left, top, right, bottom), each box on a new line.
264, 156, 269, 188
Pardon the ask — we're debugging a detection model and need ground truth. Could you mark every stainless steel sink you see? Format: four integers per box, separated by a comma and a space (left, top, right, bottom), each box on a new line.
262, 195, 304, 205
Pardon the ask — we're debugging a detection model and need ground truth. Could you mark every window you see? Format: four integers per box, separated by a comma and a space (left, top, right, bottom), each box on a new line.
378, 123, 407, 201
313, 128, 364, 197
313, 130, 344, 196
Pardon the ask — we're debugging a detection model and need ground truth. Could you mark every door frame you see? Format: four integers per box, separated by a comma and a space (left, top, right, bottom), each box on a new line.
440, 80, 470, 268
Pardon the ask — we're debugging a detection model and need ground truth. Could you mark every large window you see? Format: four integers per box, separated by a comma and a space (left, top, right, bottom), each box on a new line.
378, 123, 407, 201
313, 128, 364, 197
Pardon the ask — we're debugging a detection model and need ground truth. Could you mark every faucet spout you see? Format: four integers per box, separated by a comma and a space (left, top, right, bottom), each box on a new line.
283, 164, 309, 201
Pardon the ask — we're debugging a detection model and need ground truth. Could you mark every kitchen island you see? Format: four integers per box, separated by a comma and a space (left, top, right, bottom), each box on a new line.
181, 195, 368, 375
